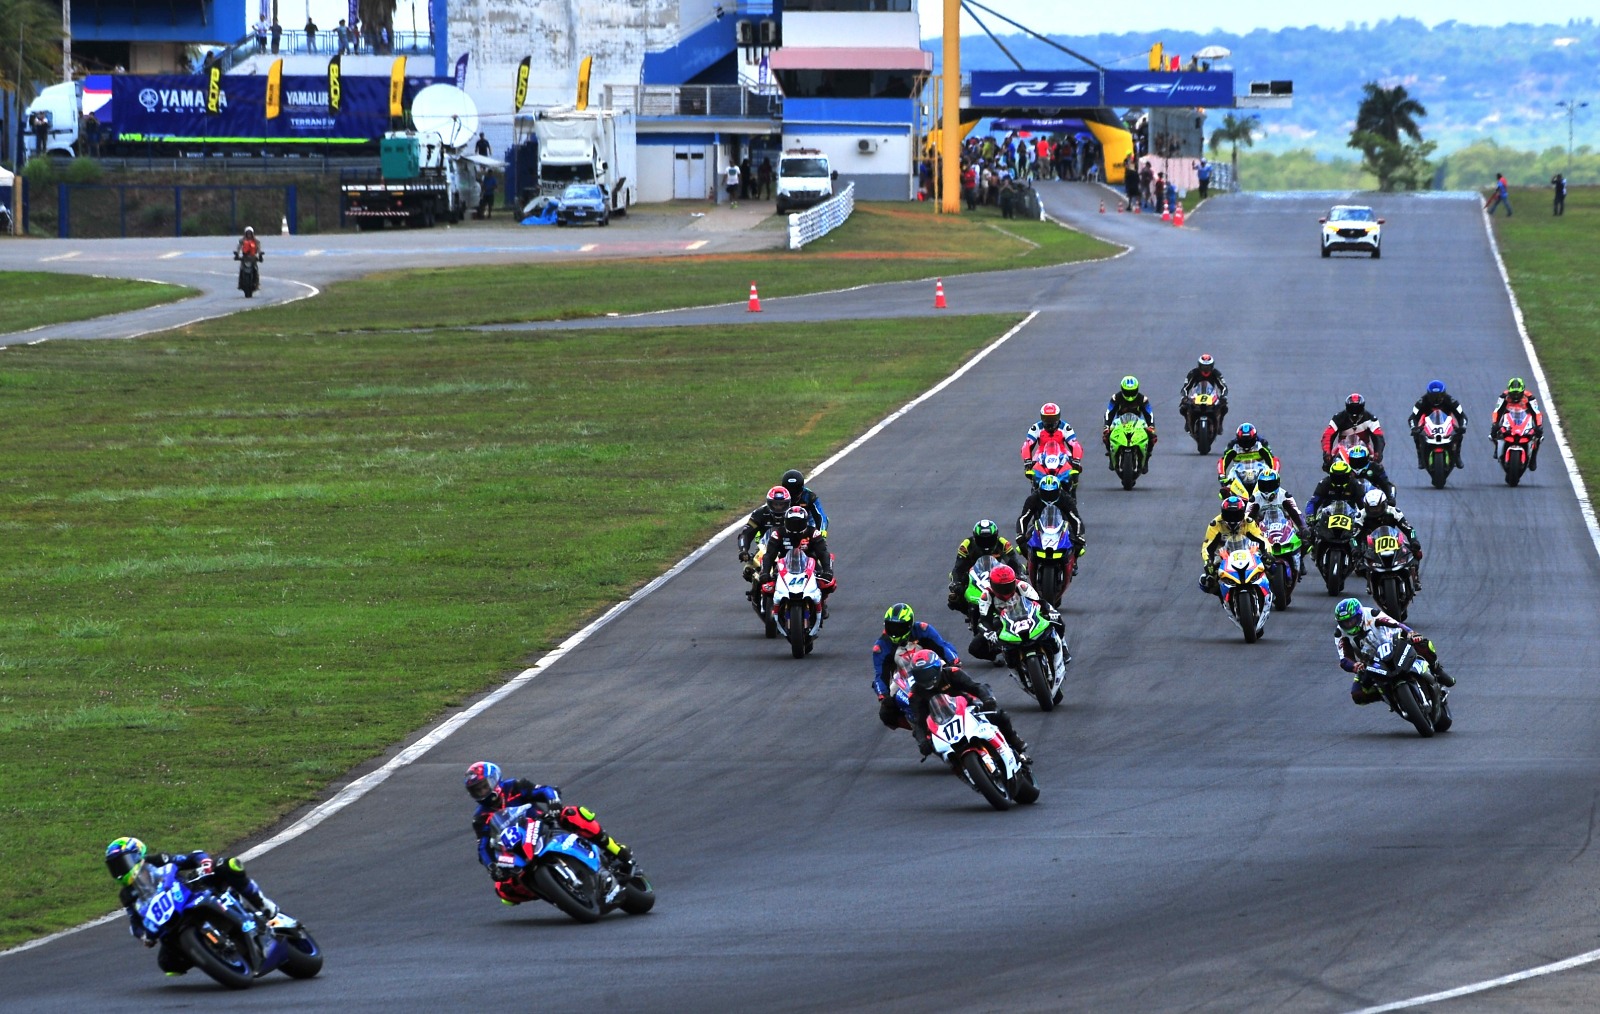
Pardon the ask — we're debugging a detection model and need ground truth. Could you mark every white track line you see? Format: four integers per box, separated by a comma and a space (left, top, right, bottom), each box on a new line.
1340, 205, 1600, 1014
0, 310, 1039, 959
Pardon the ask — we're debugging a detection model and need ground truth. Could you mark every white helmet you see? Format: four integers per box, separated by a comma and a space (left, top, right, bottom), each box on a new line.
243, 226, 255, 237
1362, 488, 1387, 511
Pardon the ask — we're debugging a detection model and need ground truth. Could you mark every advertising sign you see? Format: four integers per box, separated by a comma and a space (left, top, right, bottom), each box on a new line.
968, 71, 1101, 108
1103, 71, 1234, 108
111, 74, 435, 145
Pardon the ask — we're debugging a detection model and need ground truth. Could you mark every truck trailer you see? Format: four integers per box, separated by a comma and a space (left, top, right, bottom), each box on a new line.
518, 107, 637, 215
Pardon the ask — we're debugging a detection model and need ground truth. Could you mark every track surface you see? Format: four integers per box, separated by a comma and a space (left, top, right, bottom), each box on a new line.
6, 186, 1600, 1012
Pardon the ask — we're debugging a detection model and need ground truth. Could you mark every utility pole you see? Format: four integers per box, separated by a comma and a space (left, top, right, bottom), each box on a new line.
1556, 99, 1588, 174
939, 0, 959, 213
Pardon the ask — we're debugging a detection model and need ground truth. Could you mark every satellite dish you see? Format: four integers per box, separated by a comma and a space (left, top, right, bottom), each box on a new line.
412, 84, 479, 149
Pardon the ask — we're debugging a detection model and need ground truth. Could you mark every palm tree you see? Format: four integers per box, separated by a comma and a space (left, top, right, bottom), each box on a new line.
1208, 113, 1260, 189
1353, 82, 1427, 145
0, 0, 64, 108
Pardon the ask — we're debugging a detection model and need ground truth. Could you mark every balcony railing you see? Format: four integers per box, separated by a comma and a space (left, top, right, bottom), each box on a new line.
604, 84, 782, 120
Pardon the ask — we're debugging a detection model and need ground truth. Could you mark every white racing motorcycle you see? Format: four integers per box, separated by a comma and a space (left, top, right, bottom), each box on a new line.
925, 692, 1040, 810
771, 547, 824, 659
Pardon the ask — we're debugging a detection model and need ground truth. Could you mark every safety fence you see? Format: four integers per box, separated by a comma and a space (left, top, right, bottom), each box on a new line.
36, 184, 309, 239
787, 183, 855, 251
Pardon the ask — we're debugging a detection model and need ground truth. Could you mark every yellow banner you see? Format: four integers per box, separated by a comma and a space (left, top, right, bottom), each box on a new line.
265, 59, 283, 120
1148, 42, 1164, 71
576, 55, 592, 111
206, 63, 223, 115
389, 56, 407, 119
328, 54, 342, 116
514, 56, 530, 113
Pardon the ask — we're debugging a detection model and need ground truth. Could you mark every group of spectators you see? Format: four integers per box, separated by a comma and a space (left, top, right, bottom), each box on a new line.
252, 16, 399, 56
927, 130, 1104, 217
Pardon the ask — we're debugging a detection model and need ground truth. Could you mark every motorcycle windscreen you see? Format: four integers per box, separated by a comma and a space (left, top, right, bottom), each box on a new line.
1034, 505, 1068, 548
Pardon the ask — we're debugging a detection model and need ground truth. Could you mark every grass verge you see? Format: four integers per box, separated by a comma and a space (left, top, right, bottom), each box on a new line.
0, 311, 1022, 947
179, 201, 1113, 337
1493, 186, 1600, 484
0, 272, 196, 334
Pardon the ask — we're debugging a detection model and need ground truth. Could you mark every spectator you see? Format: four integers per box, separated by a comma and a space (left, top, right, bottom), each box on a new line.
83, 111, 102, 158
305, 17, 318, 54
477, 173, 497, 219
254, 17, 269, 54
1551, 174, 1566, 216
724, 160, 741, 206
1485, 172, 1511, 216
1196, 158, 1212, 198
1154, 172, 1167, 213
739, 156, 752, 201
270, 20, 282, 55
29, 109, 49, 156
1124, 154, 1139, 208
349, 17, 361, 54
1139, 160, 1154, 210
758, 157, 773, 200
961, 161, 978, 211
475, 132, 491, 157
336, 19, 350, 56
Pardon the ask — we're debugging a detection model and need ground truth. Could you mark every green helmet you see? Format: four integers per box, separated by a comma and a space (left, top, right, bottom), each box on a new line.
884, 602, 915, 644
1506, 377, 1526, 395
105, 836, 148, 886
971, 519, 1001, 555
1120, 375, 1139, 394
1334, 598, 1365, 635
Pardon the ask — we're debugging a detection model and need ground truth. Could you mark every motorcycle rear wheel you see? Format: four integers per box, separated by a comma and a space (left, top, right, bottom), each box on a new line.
619, 875, 656, 915
1014, 763, 1041, 804
1434, 698, 1454, 733
960, 750, 1013, 810
1024, 653, 1054, 711
533, 859, 604, 923
786, 602, 807, 659
1392, 681, 1435, 737
275, 926, 323, 979
178, 923, 255, 990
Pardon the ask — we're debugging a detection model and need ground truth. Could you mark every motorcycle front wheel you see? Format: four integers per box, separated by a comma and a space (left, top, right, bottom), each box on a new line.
533, 858, 604, 923
1116, 448, 1139, 490
786, 601, 807, 659
178, 922, 255, 989
1428, 451, 1451, 489
1193, 416, 1214, 455
1023, 653, 1054, 711
960, 749, 1013, 810
1321, 547, 1347, 595
1235, 588, 1261, 644
1503, 452, 1525, 487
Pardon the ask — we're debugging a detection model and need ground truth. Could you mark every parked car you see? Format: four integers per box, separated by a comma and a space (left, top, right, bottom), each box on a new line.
1320, 205, 1383, 259
556, 183, 610, 227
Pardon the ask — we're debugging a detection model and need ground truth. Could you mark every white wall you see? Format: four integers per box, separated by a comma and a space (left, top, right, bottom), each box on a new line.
638, 144, 676, 202
784, 131, 912, 178
781, 12, 920, 48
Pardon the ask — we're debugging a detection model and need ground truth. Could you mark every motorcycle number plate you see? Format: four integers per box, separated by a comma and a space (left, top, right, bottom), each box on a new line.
1009, 617, 1033, 635
1328, 514, 1352, 531
1229, 550, 1251, 569
141, 884, 181, 931
939, 718, 962, 742
1374, 535, 1399, 554
1193, 394, 1213, 405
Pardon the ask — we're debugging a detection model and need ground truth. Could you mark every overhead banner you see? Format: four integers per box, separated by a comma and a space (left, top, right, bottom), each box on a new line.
389, 56, 407, 117
1103, 70, 1234, 108
328, 55, 343, 115
206, 63, 223, 114
513, 56, 530, 112
265, 58, 283, 119
968, 70, 1101, 108
111, 74, 439, 145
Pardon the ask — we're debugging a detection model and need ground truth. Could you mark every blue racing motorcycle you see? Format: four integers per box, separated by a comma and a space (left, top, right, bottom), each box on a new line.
486, 804, 655, 923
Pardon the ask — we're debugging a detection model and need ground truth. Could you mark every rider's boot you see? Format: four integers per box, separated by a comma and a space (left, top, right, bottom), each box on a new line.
1433, 663, 1456, 688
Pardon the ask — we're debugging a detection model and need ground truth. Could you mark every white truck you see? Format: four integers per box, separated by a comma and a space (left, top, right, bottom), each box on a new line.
23, 82, 83, 156
522, 107, 637, 215
775, 149, 833, 214
340, 131, 470, 229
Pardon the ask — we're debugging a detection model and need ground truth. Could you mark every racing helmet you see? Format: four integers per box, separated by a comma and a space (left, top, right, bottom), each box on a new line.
1506, 377, 1526, 395
782, 505, 812, 537
1328, 459, 1353, 480
1197, 353, 1216, 375
884, 603, 916, 644
1426, 380, 1446, 395
1345, 445, 1372, 474
1234, 423, 1258, 449
243, 226, 255, 237
1362, 488, 1388, 511
1334, 597, 1366, 635
105, 836, 148, 886
906, 648, 945, 693
971, 519, 1001, 555
989, 564, 1019, 601
780, 469, 806, 501
1346, 393, 1367, 413
1257, 469, 1281, 497
1219, 495, 1247, 528
464, 761, 502, 803
1035, 474, 1062, 504
1039, 402, 1061, 432
1119, 375, 1140, 395
765, 485, 790, 512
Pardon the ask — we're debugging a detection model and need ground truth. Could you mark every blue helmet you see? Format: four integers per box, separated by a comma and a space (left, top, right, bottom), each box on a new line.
465, 761, 502, 803
1427, 380, 1446, 395
106, 837, 148, 886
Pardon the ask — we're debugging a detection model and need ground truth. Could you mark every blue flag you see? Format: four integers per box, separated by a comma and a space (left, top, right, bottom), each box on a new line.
454, 53, 469, 89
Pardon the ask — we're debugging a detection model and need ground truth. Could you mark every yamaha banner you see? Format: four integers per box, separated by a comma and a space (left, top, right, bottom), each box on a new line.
206, 63, 223, 114
968, 70, 1101, 108
111, 74, 439, 145
328, 55, 343, 115
265, 58, 283, 120
1103, 70, 1234, 107
513, 56, 530, 112
454, 53, 469, 89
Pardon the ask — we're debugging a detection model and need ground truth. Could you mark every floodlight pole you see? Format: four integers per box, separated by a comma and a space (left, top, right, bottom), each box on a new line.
1556, 99, 1587, 173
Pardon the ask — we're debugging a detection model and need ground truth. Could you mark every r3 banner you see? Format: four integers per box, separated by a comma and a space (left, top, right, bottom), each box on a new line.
969, 70, 1235, 109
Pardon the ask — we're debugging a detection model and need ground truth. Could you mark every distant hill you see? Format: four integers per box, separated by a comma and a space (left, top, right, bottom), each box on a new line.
936, 18, 1599, 160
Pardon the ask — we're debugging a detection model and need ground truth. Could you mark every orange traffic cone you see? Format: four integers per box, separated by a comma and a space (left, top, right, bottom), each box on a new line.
748, 281, 762, 313
1099, 199, 1105, 213
1117, 201, 1125, 213
1174, 203, 1185, 228
934, 278, 948, 310
1132, 201, 1141, 214
1161, 199, 1172, 222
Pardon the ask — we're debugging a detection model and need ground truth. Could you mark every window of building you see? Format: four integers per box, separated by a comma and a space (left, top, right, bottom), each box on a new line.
776, 69, 919, 99
783, 0, 913, 12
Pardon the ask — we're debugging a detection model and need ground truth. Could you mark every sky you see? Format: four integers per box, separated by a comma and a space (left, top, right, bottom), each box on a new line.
918, 1, 1598, 40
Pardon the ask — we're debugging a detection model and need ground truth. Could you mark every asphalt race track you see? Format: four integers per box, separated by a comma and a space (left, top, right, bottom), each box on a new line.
6, 186, 1600, 1012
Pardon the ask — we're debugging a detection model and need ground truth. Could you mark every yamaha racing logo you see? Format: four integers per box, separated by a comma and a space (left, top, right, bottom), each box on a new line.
978, 80, 1093, 99
137, 86, 227, 112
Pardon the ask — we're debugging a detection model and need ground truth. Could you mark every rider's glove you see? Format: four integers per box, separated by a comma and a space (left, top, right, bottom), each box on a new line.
946, 592, 962, 611
738, 551, 751, 563
917, 739, 934, 757
1340, 657, 1361, 674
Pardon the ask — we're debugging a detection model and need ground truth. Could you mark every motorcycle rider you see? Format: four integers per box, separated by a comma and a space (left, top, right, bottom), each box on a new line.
1407, 380, 1468, 470
1305, 458, 1369, 518
1343, 445, 1395, 500
1015, 474, 1087, 561
779, 468, 830, 534
1489, 377, 1546, 471
948, 519, 1027, 612
1354, 488, 1424, 590
1322, 393, 1386, 468
464, 761, 634, 904
1102, 375, 1157, 472
758, 505, 836, 617
1246, 469, 1311, 544
872, 602, 961, 729
736, 485, 791, 581
1020, 402, 1084, 482
1216, 423, 1280, 489
968, 563, 1070, 680
233, 226, 263, 292
106, 837, 278, 973
904, 648, 1030, 764
1179, 353, 1229, 432
1198, 495, 1269, 598
1333, 597, 1454, 706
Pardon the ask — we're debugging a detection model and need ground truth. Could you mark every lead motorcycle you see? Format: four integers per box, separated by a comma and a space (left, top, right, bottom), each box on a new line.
1022, 504, 1075, 607
1107, 412, 1152, 490
1495, 407, 1539, 487
1360, 626, 1452, 737
1312, 499, 1361, 595
1213, 535, 1273, 643
1184, 381, 1224, 454
234, 249, 262, 298
768, 547, 825, 659
486, 804, 655, 923
124, 863, 322, 989
1420, 410, 1461, 489
924, 692, 1040, 810
1361, 524, 1416, 620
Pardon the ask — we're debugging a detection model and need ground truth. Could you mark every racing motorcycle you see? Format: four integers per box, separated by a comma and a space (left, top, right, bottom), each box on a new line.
486, 804, 655, 923
1495, 407, 1539, 487
770, 547, 824, 659
1184, 381, 1223, 454
1312, 499, 1360, 595
924, 692, 1040, 810
1256, 503, 1304, 609
1361, 524, 1415, 620
1022, 504, 1075, 607
1213, 535, 1272, 643
1360, 626, 1452, 737
234, 249, 262, 298
1220, 457, 1272, 498
992, 593, 1066, 711
1420, 409, 1461, 489
1107, 412, 1152, 490
123, 863, 321, 989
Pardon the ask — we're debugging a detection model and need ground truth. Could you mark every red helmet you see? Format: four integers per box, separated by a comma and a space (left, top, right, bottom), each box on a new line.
990, 564, 1018, 600
1039, 402, 1061, 431
766, 485, 790, 512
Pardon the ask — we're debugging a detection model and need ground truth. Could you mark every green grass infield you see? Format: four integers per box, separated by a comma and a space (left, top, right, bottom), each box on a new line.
0, 272, 196, 334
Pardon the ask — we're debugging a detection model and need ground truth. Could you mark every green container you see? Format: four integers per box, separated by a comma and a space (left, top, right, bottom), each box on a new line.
380, 135, 421, 180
